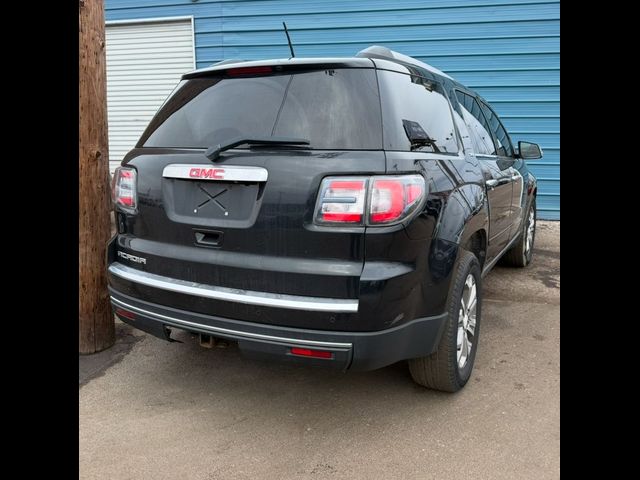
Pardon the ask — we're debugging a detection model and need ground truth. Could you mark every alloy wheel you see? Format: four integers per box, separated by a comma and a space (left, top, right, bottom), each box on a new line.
457, 274, 477, 369
525, 208, 535, 256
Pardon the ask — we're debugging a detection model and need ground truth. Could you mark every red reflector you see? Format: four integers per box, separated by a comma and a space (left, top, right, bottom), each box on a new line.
115, 308, 135, 320
227, 66, 273, 76
290, 347, 333, 359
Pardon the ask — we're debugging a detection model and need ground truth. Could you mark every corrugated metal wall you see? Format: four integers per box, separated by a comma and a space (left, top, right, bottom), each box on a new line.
105, 0, 560, 219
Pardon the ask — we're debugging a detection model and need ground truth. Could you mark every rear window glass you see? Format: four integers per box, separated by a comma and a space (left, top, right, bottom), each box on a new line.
377, 70, 459, 154
138, 68, 382, 150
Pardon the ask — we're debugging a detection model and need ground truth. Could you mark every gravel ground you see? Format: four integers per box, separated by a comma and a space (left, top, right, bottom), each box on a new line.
80, 221, 559, 480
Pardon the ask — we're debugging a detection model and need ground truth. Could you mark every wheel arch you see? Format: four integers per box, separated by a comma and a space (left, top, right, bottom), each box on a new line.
462, 228, 487, 270
433, 183, 489, 247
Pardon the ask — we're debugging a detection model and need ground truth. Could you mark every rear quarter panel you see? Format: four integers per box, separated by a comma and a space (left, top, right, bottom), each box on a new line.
364, 151, 488, 322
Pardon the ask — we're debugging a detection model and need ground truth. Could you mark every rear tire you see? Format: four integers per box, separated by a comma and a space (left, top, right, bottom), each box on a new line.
502, 198, 536, 267
408, 251, 482, 392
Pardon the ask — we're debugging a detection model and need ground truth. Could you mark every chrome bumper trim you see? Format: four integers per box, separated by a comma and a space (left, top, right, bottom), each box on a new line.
110, 296, 353, 349
108, 262, 359, 313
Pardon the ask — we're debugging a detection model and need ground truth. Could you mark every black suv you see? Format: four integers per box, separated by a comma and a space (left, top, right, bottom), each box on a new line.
108, 46, 541, 392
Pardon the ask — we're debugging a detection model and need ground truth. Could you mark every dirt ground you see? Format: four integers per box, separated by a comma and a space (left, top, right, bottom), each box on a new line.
80, 221, 559, 480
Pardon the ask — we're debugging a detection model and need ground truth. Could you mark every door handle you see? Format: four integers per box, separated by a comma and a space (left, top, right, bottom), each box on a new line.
194, 230, 223, 247
486, 179, 499, 189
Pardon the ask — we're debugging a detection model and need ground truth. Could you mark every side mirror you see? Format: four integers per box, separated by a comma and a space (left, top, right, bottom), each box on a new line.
517, 141, 543, 160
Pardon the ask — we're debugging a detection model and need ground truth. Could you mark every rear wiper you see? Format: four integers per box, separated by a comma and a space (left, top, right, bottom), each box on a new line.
402, 119, 441, 153
410, 137, 441, 153
205, 136, 310, 161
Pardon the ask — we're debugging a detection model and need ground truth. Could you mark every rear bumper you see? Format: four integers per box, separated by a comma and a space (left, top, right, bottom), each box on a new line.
109, 288, 448, 371
107, 232, 454, 332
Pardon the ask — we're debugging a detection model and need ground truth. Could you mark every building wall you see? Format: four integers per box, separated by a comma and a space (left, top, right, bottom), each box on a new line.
105, 0, 560, 219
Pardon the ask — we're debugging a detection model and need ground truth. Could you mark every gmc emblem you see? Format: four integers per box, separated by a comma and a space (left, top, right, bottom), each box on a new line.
189, 168, 225, 179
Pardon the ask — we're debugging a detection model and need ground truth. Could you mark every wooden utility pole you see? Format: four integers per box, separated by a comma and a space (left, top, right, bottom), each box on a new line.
79, 0, 115, 353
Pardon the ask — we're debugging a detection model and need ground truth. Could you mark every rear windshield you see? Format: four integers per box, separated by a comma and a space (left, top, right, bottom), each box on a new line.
138, 68, 382, 150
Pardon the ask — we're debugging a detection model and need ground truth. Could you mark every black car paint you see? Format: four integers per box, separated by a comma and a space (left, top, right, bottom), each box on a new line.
107, 54, 537, 370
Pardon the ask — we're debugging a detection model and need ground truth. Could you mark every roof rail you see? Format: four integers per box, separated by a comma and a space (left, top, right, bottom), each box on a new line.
356, 45, 452, 80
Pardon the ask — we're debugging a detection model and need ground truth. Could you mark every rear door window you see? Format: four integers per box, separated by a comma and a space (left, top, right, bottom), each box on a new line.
479, 101, 514, 157
455, 90, 497, 156
139, 68, 383, 150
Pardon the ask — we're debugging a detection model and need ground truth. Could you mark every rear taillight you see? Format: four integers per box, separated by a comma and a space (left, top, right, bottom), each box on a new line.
314, 174, 425, 226
112, 167, 137, 210
369, 175, 425, 224
315, 177, 368, 224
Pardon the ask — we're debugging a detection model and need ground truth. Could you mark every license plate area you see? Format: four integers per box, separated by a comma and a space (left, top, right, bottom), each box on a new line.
162, 164, 268, 228
162, 178, 264, 228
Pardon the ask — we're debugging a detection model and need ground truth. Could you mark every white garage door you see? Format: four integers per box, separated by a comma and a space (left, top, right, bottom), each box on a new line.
105, 17, 195, 173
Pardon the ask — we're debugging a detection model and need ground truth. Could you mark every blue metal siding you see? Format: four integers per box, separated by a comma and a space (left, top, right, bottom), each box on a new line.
106, 0, 560, 219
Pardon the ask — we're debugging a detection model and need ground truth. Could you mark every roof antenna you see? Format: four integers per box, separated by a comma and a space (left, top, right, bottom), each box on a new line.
282, 22, 295, 58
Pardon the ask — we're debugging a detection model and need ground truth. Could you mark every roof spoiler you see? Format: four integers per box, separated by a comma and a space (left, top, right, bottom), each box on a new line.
356, 45, 452, 80
209, 59, 247, 67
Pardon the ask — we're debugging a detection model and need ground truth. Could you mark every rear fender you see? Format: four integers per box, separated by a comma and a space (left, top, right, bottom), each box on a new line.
429, 184, 488, 283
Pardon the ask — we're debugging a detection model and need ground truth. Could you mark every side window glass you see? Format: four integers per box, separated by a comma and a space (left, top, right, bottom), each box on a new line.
479, 101, 513, 157
450, 108, 475, 153
455, 90, 497, 155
